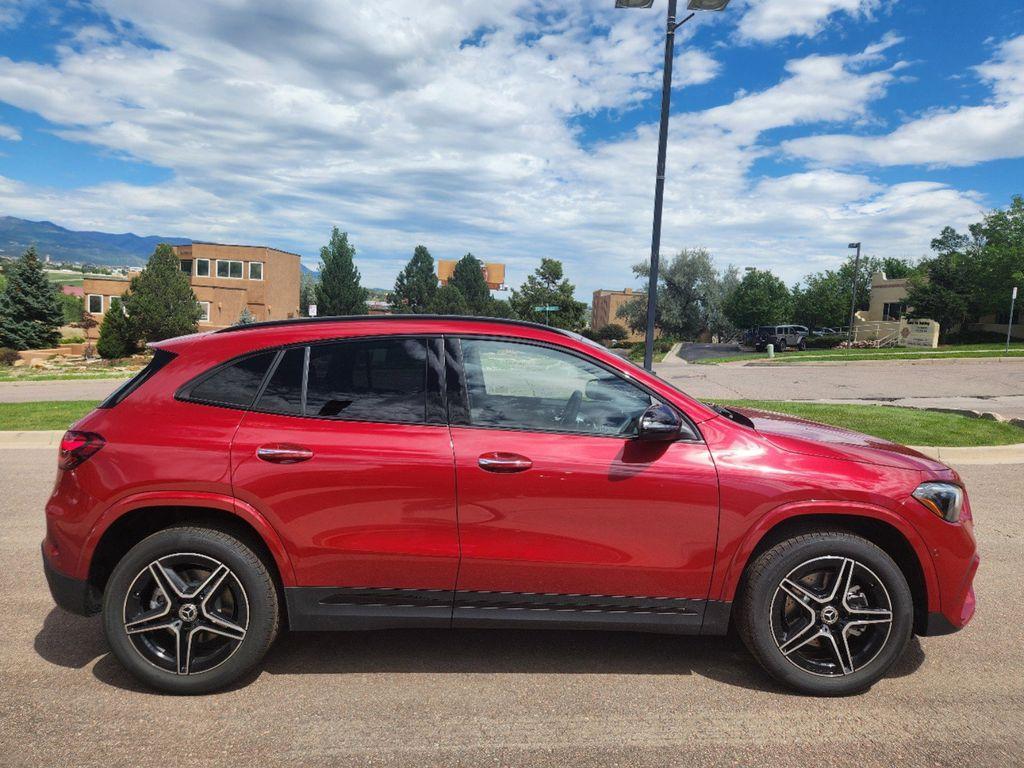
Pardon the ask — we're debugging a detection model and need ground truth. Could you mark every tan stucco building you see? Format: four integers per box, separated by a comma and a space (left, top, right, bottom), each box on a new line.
436, 259, 506, 291
82, 242, 301, 338
591, 288, 647, 342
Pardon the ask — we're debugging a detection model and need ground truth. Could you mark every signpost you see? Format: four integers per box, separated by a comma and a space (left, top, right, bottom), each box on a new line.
533, 305, 560, 325
1007, 287, 1018, 354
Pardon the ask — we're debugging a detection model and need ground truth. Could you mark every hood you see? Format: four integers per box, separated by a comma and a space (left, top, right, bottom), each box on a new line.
728, 406, 948, 473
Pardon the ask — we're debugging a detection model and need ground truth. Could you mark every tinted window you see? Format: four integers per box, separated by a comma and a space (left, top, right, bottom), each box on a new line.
460, 339, 653, 436
257, 347, 305, 415
305, 339, 426, 422
188, 351, 275, 408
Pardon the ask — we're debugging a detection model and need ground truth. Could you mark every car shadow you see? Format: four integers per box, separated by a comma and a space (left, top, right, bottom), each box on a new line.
34, 607, 928, 697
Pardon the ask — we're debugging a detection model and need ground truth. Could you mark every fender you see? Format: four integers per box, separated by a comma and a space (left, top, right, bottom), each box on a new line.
714, 499, 940, 612
80, 490, 297, 586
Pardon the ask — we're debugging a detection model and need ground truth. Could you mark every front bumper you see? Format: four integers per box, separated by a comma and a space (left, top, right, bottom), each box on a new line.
921, 553, 978, 636
41, 542, 99, 616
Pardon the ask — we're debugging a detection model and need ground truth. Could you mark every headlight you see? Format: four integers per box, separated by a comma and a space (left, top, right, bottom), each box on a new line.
912, 482, 964, 523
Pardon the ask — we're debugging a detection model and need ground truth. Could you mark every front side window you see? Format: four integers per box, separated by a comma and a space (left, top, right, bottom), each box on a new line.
216, 260, 243, 279
187, 351, 276, 408
248, 261, 263, 280
458, 339, 654, 436
88, 294, 103, 314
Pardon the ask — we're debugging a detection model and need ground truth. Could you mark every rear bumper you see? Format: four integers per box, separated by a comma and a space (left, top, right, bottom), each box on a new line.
41, 542, 99, 616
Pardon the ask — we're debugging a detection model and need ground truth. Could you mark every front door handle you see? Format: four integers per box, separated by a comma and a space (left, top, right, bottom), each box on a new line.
478, 452, 533, 473
257, 444, 314, 464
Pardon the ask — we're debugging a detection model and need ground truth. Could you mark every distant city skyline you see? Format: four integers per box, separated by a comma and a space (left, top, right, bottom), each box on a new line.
0, 1, 1021, 296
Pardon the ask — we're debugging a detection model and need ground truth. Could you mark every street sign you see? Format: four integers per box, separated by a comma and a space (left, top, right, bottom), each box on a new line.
533, 306, 559, 312
308, 304, 317, 317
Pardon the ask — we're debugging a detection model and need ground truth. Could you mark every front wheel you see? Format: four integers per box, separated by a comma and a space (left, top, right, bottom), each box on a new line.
102, 525, 280, 694
777, 339, 787, 352
798, 338, 807, 351
736, 531, 912, 696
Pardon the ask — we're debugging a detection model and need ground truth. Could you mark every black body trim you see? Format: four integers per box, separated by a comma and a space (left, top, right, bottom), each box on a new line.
213, 314, 578, 339
922, 611, 962, 636
42, 544, 100, 616
285, 586, 726, 636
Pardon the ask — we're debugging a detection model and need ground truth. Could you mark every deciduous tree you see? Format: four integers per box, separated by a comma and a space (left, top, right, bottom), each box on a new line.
723, 268, 792, 330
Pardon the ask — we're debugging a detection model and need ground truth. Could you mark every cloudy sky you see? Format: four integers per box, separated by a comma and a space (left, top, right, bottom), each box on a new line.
0, 0, 1021, 296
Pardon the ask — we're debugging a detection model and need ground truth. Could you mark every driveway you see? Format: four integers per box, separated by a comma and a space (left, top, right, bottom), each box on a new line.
2, 447, 1021, 767
655, 357, 1024, 419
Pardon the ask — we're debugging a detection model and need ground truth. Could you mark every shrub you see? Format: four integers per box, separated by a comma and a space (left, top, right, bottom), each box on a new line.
97, 298, 140, 360
595, 323, 628, 342
60, 335, 86, 345
0, 347, 19, 366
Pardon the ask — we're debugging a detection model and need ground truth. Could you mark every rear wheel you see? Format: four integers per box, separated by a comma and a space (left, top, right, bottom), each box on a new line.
736, 531, 912, 696
798, 338, 807, 351
102, 525, 280, 694
777, 339, 787, 352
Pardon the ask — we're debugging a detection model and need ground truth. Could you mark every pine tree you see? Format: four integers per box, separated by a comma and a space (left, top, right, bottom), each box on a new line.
237, 306, 257, 325
449, 253, 490, 314
390, 245, 438, 313
0, 246, 64, 350
96, 297, 139, 359
123, 244, 202, 342
428, 284, 470, 315
315, 227, 368, 315
509, 258, 587, 330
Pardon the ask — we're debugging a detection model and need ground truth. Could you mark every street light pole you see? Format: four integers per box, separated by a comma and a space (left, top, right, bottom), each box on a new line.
616, 0, 730, 370
847, 241, 861, 345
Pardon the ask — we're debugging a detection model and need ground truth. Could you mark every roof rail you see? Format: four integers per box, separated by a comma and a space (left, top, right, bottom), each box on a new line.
213, 314, 577, 338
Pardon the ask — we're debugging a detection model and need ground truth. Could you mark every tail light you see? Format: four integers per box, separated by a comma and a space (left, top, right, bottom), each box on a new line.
59, 430, 105, 471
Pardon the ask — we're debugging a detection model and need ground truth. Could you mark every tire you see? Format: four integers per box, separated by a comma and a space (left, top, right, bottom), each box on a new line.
777, 339, 787, 352
736, 531, 912, 696
102, 525, 280, 694
798, 338, 807, 351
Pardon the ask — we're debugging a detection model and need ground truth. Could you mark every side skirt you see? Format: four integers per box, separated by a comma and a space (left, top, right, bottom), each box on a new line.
286, 586, 733, 636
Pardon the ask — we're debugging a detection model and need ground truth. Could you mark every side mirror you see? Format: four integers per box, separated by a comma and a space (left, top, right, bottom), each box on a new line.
636, 403, 683, 442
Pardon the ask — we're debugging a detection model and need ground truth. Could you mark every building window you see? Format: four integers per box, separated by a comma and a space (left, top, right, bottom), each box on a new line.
195, 259, 210, 277
198, 301, 211, 322
216, 260, 243, 279
180, 260, 193, 276
882, 302, 906, 321
88, 294, 103, 314
248, 261, 263, 280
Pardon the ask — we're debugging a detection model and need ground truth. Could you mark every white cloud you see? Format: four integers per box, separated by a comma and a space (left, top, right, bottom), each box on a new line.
738, 0, 888, 43
785, 35, 1024, 169
0, 4, 989, 292
0, 122, 20, 141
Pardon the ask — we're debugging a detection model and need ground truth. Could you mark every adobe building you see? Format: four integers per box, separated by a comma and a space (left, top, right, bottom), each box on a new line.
437, 259, 506, 291
82, 242, 301, 339
591, 288, 646, 342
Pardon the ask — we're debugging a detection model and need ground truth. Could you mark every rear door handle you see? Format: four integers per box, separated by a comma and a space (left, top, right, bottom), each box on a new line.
478, 452, 533, 473
257, 444, 314, 464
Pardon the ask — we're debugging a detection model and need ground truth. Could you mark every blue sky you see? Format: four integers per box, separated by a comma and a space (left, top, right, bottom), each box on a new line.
0, 0, 1021, 294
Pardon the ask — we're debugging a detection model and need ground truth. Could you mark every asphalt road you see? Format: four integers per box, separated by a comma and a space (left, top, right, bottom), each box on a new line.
0, 378, 126, 403
2, 447, 1022, 767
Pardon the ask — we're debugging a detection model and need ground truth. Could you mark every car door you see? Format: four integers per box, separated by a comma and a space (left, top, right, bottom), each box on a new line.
230, 336, 459, 630
445, 337, 720, 633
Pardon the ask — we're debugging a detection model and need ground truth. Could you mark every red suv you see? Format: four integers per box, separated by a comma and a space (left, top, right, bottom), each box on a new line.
42, 317, 977, 695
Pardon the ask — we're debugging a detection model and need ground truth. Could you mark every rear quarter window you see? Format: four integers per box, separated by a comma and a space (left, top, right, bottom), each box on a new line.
184, 350, 277, 408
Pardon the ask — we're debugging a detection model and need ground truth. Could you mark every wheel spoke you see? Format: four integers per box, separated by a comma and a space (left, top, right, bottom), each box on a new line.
780, 578, 826, 606
149, 560, 188, 600
196, 564, 231, 604
201, 608, 246, 640
174, 624, 193, 675
826, 558, 856, 603
822, 628, 854, 675
125, 614, 178, 636
779, 623, 824, 656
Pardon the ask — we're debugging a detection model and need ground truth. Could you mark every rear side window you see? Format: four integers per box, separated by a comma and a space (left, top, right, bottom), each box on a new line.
256, 347, 305, 415
305, 339, 426, 421
187, 351, 276, 408
99, 349, 177, 409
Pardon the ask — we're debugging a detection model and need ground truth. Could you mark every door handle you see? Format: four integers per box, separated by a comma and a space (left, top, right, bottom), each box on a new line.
257, 444, 314, 464
478, 452, 533, 473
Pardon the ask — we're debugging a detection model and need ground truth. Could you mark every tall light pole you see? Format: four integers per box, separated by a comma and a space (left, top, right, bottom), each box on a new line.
847, 241, 862, 344
616, 0, 731, 370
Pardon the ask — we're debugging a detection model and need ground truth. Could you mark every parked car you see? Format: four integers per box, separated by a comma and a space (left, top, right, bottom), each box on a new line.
43, 316, 977, 696
754, 324, 808, 352
811, 327, 840, 337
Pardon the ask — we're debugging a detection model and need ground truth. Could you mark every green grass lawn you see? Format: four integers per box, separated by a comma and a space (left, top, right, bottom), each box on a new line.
712, 400, 1024, 447
1, 397, 1021, 448
0, 400, 101, 431
696, 342, 1024, 365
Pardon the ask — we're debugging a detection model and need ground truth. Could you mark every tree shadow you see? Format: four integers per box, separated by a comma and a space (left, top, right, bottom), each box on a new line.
34, 606, 927, 696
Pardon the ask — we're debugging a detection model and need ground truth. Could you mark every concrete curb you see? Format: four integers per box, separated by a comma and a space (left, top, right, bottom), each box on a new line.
1, 429, 1023, 464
